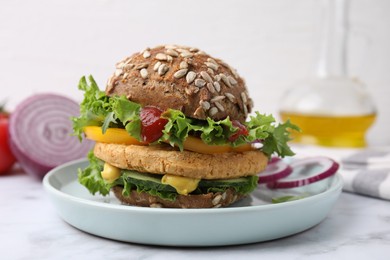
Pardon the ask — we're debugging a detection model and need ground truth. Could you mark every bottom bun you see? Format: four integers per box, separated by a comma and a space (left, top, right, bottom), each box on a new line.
112, 186, 245, 208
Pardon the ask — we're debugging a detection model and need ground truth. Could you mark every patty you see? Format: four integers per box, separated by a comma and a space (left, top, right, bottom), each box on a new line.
93, 142, 268, 179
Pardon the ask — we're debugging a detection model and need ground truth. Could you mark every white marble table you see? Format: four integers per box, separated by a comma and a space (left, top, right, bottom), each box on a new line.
1, 168, 389, 260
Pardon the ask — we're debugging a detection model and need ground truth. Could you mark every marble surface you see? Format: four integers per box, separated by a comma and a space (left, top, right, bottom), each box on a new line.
1, 168, 389, 260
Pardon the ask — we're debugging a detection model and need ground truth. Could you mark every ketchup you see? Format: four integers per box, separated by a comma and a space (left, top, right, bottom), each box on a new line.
140, 106, 168, 143
229, 120, 249, 142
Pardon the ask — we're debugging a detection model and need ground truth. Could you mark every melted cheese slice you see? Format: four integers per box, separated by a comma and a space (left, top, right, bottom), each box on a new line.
161, 174, 200, 195
101, 163, 121, 183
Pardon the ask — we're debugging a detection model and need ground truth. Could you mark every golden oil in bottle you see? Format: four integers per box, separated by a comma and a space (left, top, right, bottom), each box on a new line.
280, 112, 376, 147
278, 0, 377, 148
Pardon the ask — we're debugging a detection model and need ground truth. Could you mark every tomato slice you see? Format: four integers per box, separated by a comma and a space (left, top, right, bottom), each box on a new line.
83, 126, 253, 154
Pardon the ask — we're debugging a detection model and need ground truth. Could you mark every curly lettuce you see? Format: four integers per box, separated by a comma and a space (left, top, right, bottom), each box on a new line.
72, 75, 299, 157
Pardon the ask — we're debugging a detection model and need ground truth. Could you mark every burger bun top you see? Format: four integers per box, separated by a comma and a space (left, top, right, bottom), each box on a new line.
105, 45, 253, 122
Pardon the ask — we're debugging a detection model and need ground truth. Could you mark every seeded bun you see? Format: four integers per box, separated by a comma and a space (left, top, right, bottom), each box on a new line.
105, 45, 253, 122
112, 186, 245, 209
94, 142, 268, 179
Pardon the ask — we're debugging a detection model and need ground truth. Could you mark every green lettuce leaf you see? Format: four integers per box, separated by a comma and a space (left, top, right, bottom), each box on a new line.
261, 119, 300, 157
111, 96, 142, 140
72, 75, 299, 158
72, 75, 142, 140
161, 109, 298, 157
72, 76, 112, 140
199, 175, 259, 195
272, 194, 307, 204
161, 109, 193, 150
161, 110, 238, 149
78, 151, 112, 196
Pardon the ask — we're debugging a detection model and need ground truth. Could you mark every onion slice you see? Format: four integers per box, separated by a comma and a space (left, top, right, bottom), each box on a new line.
9, 94, 93, 179
269, 156, 281, 164
266, 157, 339, 189
258, 158, 293, 183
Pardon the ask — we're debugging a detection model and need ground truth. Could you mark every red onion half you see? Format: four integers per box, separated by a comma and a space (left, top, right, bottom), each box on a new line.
9, 94, 93, 179
266, 157, 339, 189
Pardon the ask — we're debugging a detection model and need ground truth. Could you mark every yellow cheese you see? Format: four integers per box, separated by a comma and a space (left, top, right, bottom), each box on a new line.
101, 163, 121, 183
161, 174, 200, 195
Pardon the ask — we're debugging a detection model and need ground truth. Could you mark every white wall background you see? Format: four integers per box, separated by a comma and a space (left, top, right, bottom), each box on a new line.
1, 0, 389, 145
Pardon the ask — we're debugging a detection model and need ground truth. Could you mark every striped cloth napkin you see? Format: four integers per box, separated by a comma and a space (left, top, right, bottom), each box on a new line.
291, 145, 390, 201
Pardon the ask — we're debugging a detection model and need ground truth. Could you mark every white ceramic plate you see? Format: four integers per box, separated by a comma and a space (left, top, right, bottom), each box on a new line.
43, 158, 342, 247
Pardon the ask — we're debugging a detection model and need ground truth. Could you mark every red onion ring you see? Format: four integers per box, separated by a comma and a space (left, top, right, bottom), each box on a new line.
266, 157, 339, 189
9, 93, 93, 179
269, 156, 281, 164
258, 158, 293, 183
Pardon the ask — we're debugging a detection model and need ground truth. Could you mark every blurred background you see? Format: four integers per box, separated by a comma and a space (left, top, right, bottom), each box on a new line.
1, 0, 389, 145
